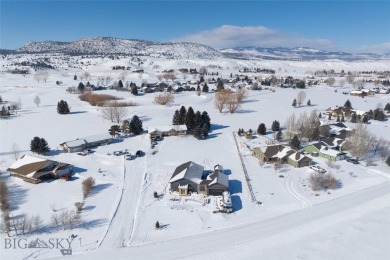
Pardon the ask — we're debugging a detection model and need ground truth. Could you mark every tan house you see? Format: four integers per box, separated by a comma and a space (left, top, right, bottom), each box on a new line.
60, 133, 113, 153
287, 152, 312, 168
7, 155, 72, 184
253, 145, 312, 168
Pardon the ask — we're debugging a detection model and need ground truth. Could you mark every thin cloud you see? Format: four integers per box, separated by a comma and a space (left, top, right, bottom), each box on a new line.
172, 25, 334, 49
357, 42, 390, 54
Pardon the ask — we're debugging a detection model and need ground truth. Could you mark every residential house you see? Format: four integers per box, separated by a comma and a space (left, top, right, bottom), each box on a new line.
147, 125, 187, 139
60, 134, 113, 153
287, 152, 312, 168
7, 155, 72, 184
169, 161, 229, 196
252, 145, 295, 164
304, 140, 347, 162
325, 106, 352, 118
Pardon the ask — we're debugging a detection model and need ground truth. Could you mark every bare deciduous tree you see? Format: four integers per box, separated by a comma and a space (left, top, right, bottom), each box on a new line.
101, 101, 128, 123
339, 79, 346, 88
326, 77, 336, 87
296, 90, 306, 107
284, 113, 297, 139
11, 143, 20, 161
119, 71, 127, 81
345, 123, 374, 160
153, 92, 174, 106
346, 74, 355, 84
214, 89, 231, 113
235, 87, 249, 103
82, 177, 95, 199
82, 71, 91, 80
33, 95, 41, 107
226, 92, 240, 113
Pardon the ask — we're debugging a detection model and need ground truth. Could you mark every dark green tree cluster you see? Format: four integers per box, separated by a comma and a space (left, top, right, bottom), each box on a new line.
109, 115, 143, 137
77, 82, 85, 94
344, 99, 352, 109
372, 108, 386, 121
238, 128, 245, 136
386, 156, 390, 167
257, 123, 266, 135
384, 103, 390, 112
202, 83, 209, 93
30, 137, 50, 155
295, 80, 305, 89
1, 106, 10, 117
172, 106, 211, 139
57, 100, 70, 114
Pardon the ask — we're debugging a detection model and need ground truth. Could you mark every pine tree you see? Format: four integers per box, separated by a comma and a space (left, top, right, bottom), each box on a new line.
216, 79, 224, 91
57, 100, 70, 114
386, 156, 390, 167
193, 126, 203, 139
271, 120, 280, 131
292, 99, 297, 107
276, 130, 283, 140
118, 80, 124, 88
307, 99, 311, 106
328, 114, 332, 120
194, 111, 202, 128
318, 112, 322, 118
122, 120, 130, 134
185, 107, 195, 130
172, 110, 180, 125
362, 115, 369, 124
31, 137, 50, 155
337, 115, 340, 122
130, 115, 143, 135
351, 113, 357, 123
74, 75, 77, 80
201, 111, 211, 130
202, 83, 209, 93
344, 99, 352, 109
78, 82, 85, 93
384, 103, 390, 111
341, 115, 345, 122
201, 124, 209, 138
131, 85, 138, 96
179, 106, 187, 124
290, 135, 300, 150
257, 123, 266, 135
155, 221, 160, 229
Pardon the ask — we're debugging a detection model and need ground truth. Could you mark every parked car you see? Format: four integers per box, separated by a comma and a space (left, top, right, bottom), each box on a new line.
347, 158, 359, 164
125, 154, 134, 160
135, 150, 143, 157
310, 165, 326, 173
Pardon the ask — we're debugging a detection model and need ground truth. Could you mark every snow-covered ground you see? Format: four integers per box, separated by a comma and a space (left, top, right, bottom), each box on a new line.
0, 55, 389, 259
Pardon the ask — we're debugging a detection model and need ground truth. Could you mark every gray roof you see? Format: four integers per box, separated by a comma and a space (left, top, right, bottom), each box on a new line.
169, 161, 204, 184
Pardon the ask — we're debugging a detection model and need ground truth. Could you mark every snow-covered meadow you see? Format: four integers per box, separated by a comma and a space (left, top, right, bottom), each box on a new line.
0, 55, 389, 259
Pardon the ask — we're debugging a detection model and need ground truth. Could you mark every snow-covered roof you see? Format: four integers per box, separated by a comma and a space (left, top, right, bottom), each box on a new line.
8, 154, 46, 170
148, 125, 187, 133
64, 139, 87, 148
320, 147, 343, 157
169, 161, 204, 184
208, 172, 228, 187
351, 109, 367, 116
84, 133, 113, 143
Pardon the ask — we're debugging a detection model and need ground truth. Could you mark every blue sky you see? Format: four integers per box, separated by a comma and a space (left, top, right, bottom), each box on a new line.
1, 1, 389, 53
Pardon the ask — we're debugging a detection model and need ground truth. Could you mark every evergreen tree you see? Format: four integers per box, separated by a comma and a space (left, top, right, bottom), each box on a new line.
194, 111, 202, 128
202, 83, 209, 93
257, 123, 266, 135
341, 115, 345, 122
74, 75, 77, 80
328, 114, 332, 120
193, 126, 203, 139
196, 85, 201, 92
201, 111, 211, 130
130, 115, 143, 135
122, 120, 130, 134
131, 85, 138, 95
344, 99, 352, 109
337, 115, 340, 122
216, 79, 224, 91
384, 103, 390, 111
78, 82, 85, 93
307, 99, 311, 106
276, 130, 283, 140
351, 113, 357, 123
199, 76, 204, 83
155, 221, 160, 229
109, 125, 121, 137
290, 135, 300, 150
318, 112, 322, 118
172, 110, 180, 125
362, 114, 369, 124
179, 106, 187, 124
30, 137, 50, 155
118, 80, 124, 88
201, 124, 209, 138
185, 107, 195, 130
292, 99, 297, 107
386, 156, 390, 167
57, 100, 70, 114
271, 120, 280, 131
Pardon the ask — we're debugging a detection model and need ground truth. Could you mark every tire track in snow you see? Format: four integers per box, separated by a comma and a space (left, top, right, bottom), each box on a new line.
284, 173, 312, 208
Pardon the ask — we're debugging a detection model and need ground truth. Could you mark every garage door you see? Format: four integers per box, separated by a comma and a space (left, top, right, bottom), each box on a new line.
71, 146, 83, 153
209, 189, 225, 196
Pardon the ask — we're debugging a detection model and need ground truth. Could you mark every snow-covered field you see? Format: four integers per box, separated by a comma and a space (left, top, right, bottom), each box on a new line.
0, 55, 389, 259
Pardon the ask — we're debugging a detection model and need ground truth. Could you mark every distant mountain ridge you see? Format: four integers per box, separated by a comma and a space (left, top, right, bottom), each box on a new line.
220, 46, 387, 61
7, 37, 388, 61
15, 37, 222, 59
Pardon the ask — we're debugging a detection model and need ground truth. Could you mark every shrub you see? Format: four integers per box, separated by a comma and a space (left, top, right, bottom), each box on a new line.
75, 202, 85, 212
154, 92, 174, 106
309, 173, 340, 191
386, 156, 390, 167
79, 92, 120, 106
82, 177, 95, 199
